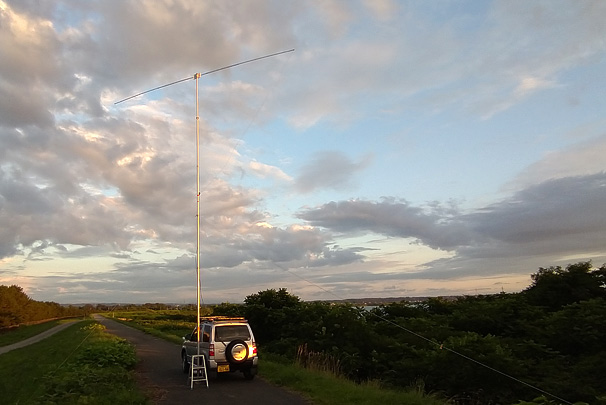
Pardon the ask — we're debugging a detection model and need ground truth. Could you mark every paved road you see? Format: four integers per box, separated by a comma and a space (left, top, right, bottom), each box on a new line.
93, 315, 313, 404
0, 320, 81, 355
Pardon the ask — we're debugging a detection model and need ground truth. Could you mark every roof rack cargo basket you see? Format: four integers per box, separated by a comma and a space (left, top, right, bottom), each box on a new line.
199, 316, 247, 322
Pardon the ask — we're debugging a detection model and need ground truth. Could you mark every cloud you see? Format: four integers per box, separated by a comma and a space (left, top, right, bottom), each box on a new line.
247, 160, 292, 182
362, 0, 398, 21
0, 164, 132, 259
294, 151, 372, 193
0, 3, 60, 127
298, 198, 471, 250
514, 76, 556, 98
463, 172, 606, 259
506, 134, 606, 190
389, 1, 606, 120
18, 222, 367, 303
298, 172, 606, 267
200, 222, 364, 270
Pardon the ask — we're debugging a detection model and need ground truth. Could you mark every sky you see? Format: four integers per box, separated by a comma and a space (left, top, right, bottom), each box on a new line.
1, 0, 605, 304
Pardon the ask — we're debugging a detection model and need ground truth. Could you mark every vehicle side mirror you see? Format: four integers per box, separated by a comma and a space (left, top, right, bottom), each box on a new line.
184, 333, 192, 341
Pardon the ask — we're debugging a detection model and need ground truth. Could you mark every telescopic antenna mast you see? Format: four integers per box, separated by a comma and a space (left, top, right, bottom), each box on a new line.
115, 48, 294, 359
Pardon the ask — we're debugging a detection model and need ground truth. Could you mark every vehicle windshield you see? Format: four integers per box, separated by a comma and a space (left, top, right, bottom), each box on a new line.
214, 325, 250, 341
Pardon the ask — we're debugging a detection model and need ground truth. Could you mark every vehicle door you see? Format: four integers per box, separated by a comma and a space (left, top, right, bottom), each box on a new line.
183, 327, 199, 358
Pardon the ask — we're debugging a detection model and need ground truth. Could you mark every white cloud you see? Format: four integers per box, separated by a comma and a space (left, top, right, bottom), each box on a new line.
248, 160, 293, 182
514, 76, 556, 97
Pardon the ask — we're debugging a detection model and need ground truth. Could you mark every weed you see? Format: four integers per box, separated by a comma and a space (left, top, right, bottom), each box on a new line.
0, 320, 147, 404
296, 343, 342, 376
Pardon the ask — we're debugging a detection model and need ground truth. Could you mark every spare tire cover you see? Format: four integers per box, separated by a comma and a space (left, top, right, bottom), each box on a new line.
225, 339, 249, 364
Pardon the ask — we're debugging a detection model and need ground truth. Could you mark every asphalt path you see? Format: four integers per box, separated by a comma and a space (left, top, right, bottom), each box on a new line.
93, 315, 313, 404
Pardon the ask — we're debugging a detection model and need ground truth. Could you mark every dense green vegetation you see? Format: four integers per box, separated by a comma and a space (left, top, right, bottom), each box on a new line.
210, 261, 605, 405
0, 285, 85, 328
0, 320, 146, 404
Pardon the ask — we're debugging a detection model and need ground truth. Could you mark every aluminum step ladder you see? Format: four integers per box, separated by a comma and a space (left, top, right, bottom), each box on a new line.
189, 354, 209, 389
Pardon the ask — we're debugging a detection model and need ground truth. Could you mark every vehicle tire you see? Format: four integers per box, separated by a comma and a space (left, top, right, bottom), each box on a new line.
181, 353, 189, 374
225, 339, 249, 364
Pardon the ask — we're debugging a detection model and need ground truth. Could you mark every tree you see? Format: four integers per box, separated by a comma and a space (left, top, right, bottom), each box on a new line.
212, 302, 245, 317
0, 284, 86, 327
523, 261, 606, 310
0, 285, 32, 327
241, 289, 302, 350
244, 288, 300, 309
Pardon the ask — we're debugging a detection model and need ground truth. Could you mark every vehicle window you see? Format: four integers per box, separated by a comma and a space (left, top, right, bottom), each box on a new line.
214, 325, 250, 341
203, 325, 211, 342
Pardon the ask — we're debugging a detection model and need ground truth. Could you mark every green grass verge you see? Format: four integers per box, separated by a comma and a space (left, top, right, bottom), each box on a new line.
0, 320, 65, 347
0, 319, 148, 404
107, 309, 197, 345
259, 353, 447, 405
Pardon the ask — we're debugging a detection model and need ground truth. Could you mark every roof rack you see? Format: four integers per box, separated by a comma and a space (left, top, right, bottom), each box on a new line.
199, 316, 247, 323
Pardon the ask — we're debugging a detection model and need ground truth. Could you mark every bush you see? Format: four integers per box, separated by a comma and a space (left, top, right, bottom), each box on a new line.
39, 323, 145, 404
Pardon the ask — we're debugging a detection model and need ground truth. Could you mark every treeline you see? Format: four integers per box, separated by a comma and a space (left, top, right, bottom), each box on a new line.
213, 261, 606, 405
0, 285, 86, 328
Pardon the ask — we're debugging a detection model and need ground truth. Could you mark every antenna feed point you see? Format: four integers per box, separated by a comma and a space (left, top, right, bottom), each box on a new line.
194, 73, 201, 79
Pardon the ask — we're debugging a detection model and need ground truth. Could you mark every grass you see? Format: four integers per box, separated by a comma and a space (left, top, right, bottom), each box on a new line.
260, 353, 447, 405
0, 319, 64, 347
108, 309, 196, 344
0, 319, 147, 404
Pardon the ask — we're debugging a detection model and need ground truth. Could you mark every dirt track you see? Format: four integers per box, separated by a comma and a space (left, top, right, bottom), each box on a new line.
93, 315, 313, 404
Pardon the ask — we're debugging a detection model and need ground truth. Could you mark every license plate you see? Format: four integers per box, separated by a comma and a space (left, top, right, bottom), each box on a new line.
217, 364, 230, 373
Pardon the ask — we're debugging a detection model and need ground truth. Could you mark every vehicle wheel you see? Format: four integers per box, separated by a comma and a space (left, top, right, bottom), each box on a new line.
225, 339, 249, 364
181, 353, 189, 374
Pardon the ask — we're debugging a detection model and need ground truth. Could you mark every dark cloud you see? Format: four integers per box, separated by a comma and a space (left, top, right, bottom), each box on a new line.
298, 173, 606, 267
200, 224, 364, 269
469, 173, 606, 243
460, 172, 606, 259
297, 197, 472, 250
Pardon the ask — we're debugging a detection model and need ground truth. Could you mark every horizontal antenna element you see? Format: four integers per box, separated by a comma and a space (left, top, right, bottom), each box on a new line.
114, 48, 294, 105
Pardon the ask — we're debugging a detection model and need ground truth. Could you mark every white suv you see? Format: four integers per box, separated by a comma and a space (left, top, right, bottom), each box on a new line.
181, 317, 258, 380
